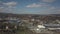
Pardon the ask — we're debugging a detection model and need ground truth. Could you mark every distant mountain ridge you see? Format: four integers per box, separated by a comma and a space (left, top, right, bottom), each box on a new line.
0, 13, 60, 16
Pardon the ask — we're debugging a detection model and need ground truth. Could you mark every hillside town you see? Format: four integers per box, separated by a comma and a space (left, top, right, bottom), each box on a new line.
0, 13, 60, 34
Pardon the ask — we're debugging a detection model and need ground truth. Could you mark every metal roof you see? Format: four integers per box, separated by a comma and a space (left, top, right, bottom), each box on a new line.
44, 24, 60, 28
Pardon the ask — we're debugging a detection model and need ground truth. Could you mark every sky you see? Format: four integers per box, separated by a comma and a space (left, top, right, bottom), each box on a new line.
0, 0, 60, 14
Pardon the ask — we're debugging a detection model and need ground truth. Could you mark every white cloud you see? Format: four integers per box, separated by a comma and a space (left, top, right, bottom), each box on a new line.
26, 3, 49, 8
0, 7, 4, 9
3, 1, 17, 7
40, 7, 60, 14
52, 9, 60, 14
26, 3, 40, 8
0, 7, 4, 12
0, 1, 17, 13
42, 0, 56, 3
26, 3, 60, 14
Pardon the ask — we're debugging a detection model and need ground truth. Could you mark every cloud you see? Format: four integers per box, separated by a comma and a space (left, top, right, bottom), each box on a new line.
41, 0, 56, 3
40, 7, 60, 14
0, 7, 4, 12
52, 8, 60, 14
0, 7, 4, 9
0, 1, 17, 13
3, 1, 17, 7
26, 3, 49, 8
26, 3, 40, 8
26, 3, 60, 14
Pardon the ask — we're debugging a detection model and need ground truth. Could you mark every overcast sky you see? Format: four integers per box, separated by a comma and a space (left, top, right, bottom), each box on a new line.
0, 0, 60, 14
